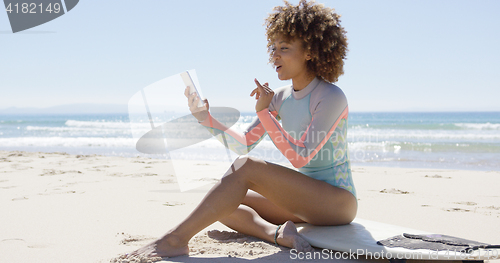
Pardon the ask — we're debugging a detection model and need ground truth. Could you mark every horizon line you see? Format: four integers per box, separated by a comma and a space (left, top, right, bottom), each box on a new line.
1, 103, 500, 114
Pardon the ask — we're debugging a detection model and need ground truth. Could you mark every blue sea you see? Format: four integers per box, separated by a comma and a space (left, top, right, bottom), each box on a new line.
1, 112, 500, 171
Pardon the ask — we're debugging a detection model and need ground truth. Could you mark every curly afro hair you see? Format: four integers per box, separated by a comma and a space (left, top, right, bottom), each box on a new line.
265, 0, 348, 83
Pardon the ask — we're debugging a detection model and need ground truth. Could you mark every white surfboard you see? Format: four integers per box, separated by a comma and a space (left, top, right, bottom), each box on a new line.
296, 218, 499, 261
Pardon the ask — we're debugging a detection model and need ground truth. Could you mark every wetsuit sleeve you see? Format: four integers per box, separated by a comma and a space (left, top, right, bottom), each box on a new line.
256, 89, 349, 168
199, 110, 279, 155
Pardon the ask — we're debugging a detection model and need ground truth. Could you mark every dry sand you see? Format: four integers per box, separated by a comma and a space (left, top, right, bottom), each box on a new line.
0, 150, 499, 262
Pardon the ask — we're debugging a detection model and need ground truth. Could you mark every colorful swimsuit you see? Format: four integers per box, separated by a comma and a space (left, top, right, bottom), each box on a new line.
199, 77, 356, 198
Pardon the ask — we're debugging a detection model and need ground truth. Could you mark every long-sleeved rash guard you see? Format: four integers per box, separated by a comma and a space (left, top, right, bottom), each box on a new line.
199, 77, 356, 197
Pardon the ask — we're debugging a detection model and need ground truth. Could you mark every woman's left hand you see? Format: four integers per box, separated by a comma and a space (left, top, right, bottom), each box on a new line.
250, 78, 274, 112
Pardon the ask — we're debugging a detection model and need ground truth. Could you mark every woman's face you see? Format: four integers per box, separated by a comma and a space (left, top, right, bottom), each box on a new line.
271, 37, 311, 81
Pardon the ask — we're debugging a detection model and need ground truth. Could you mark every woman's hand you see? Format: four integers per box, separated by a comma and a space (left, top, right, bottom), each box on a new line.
184, 87, 209, 122
250, 78, 274, 112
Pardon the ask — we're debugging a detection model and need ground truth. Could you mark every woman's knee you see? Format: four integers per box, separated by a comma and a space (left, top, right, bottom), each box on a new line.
222, 155, 264, 182
224, 155, 258, 174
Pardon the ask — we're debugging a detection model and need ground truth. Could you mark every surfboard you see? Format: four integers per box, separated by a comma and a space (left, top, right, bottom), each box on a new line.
296, 218, 499, 262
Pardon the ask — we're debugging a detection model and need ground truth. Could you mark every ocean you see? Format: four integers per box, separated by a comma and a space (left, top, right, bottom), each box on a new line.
1, 111, 499, 171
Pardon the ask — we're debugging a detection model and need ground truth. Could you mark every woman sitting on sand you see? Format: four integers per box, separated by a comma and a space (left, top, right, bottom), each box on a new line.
128, 0, 356, 258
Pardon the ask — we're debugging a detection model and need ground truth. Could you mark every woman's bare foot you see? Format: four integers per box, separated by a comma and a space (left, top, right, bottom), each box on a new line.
123, 233, 189, 259
275, 221, 314, 252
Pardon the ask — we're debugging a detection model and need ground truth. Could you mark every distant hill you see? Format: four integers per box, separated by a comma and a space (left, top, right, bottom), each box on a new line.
0, 103, 129, 114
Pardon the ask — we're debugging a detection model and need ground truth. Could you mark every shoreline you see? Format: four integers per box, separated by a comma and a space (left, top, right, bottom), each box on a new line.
2, 147, 499, 173
0, 150, 498, 262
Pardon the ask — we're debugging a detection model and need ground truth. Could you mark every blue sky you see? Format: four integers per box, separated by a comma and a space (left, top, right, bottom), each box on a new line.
1, 0, 499, 112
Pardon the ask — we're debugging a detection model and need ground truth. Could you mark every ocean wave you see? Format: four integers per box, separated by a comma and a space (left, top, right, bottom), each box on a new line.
454, 122, 500, 130
0, 120, 24, 124
349, 123, 460, 130
348, 140, 500, 153
26, 125, 133, 133
349, 122, 500, 131
65, 120, 133, 129
348, 129, 500, 140
0, 137, 136, 148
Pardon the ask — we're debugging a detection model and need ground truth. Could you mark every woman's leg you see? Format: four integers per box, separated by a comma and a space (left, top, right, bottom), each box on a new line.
130, 156, 357, 257
242, 190, 305, 225
211, 190, 306, 245
212, 204, 313, 251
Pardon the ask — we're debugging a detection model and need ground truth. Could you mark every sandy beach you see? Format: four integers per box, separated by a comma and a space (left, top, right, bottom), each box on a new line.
0, 150, 499, 263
